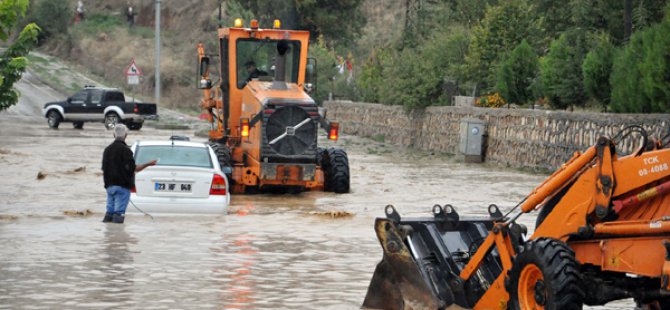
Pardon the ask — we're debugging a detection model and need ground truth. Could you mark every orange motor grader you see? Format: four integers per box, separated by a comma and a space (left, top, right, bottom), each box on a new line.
196, 19, 349, 194
364, 126, 670, 309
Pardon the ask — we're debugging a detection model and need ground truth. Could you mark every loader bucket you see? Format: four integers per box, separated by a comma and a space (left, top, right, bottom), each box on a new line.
363, 205, 507, 310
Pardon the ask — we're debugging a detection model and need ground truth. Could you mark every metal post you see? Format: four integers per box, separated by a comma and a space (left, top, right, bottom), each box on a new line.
154, 0, 161, 105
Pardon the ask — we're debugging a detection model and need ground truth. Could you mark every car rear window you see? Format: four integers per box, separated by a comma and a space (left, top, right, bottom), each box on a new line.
134, 145, 213, 168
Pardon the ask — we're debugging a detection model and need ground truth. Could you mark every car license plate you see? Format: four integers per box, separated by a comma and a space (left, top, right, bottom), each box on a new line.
155, 182, 192, 192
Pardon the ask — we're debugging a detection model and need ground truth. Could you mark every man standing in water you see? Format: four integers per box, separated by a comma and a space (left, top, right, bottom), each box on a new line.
101, 124, 156, 224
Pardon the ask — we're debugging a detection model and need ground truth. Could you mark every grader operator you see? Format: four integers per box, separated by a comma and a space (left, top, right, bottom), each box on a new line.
364, 126, 670, 309
197, 19, 349, 194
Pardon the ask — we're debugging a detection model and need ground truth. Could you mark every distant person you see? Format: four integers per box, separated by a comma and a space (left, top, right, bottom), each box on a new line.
126, 5, 135, 27
101, 124, 156, 224
244, 61, 267, 82
75, 1, 85, 23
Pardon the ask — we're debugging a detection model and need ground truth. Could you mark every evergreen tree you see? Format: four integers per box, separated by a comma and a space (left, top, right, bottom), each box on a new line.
237, 0, 366, 48
464, 0, 539, 92
582, 34, 614, 108
610, 33, 647, 112
540, 31, 588, 109
496, 40, 539, 105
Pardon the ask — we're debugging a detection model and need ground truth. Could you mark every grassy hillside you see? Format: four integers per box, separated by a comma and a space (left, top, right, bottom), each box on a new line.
31, 0, 403, 112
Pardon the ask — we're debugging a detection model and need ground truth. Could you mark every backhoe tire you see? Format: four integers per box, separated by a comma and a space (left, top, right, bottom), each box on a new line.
322, 147, 350, 193
507, 238, 584, 310
104, 113, 120, 130
47, 111, 61, 129
72, 122, 84, 129
210, 142, 233, 182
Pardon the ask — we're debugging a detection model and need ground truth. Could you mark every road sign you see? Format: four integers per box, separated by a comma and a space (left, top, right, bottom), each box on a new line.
125, 59, 142, 85
125, 59, 142, 76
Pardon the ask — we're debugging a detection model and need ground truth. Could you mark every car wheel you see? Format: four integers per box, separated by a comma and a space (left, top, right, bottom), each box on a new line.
73, 122, 84, 129
322, 147, 350, 193
104, 113, 120, 130
47, 111, 62, 129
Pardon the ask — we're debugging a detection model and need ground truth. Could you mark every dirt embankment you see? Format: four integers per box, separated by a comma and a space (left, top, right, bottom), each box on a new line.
42, 0, 221, 111
38, 0, 407, 111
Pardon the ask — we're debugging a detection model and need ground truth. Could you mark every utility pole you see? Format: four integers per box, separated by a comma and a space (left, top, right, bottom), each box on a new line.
155, 0, 161, 105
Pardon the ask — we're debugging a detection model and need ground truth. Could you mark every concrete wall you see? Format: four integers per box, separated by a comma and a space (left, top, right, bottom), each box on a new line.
324, 100, 670, 170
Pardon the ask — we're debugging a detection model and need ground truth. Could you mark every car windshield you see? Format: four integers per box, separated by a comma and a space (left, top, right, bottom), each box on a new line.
135, 145, 213, 169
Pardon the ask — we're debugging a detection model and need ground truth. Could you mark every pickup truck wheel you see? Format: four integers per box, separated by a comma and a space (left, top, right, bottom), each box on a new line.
47, 111, 62, 129
104, 113, 120, 130
73, 122, 84, 129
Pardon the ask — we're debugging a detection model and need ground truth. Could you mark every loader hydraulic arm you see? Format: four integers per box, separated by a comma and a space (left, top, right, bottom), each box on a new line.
519, 144, 598, 213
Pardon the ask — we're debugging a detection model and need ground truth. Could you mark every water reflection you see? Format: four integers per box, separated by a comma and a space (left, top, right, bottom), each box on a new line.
97, 224, 136, 306
225, 234, 258, 309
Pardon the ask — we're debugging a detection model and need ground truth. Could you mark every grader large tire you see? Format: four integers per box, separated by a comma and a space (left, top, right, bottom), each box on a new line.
322, 147, 350, 193
507, 238, 584, 310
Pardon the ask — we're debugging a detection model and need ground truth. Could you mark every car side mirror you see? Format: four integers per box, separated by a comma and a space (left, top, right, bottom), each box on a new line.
67, 97, 71, 103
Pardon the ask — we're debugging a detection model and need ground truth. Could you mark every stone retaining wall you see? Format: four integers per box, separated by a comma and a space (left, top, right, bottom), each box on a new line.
324, 100, 670, 170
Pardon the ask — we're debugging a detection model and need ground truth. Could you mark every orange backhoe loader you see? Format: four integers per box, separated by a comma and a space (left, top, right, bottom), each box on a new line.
364, 126, 670, 309
196, 19, 349, 194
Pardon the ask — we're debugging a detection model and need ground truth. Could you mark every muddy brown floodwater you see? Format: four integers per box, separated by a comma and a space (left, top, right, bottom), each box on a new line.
0, 71, 632, 309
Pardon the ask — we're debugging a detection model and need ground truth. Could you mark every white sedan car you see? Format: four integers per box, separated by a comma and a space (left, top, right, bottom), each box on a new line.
129, 139, 229, 214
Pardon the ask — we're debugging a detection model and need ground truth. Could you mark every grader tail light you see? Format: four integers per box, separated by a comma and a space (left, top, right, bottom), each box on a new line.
240, 118, 250, 137
328, 122, 339, 141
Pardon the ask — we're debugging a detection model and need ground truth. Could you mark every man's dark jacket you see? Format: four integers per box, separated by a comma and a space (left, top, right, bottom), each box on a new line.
102, 140, 136, 189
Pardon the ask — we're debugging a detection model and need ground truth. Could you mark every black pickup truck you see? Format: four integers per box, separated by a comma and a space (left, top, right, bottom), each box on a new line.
42, 86, 158, 130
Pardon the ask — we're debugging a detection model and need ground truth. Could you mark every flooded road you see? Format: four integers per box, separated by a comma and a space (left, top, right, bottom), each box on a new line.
1, 71, 633, 308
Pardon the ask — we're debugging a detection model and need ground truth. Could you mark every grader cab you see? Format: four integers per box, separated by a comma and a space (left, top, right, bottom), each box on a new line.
364, 126, 670, 309
197, 19, 349, 194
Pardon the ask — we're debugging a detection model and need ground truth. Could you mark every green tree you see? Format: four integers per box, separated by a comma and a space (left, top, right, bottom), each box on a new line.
0, 0, 41, 111
27, 0, 68, 41
611, 8, 670, 113
610, 34, 647, 112
582, 34, 614, 108
446, 0, 498, 28
236, 0, 366, 48
496, 40, 539, 105
640, 15, 670, 112
373, 25, 469, 110
464, 0, 540, 92
540, 31, 588, 109
308, 36, 340, 104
